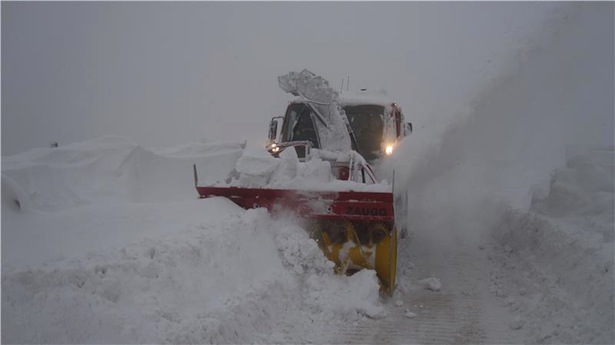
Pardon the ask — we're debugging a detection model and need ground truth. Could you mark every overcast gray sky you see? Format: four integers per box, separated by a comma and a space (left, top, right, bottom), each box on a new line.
0, 2, 607, 155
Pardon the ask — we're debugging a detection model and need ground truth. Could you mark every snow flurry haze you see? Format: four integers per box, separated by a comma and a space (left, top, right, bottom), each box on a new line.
2, 2, 613, 344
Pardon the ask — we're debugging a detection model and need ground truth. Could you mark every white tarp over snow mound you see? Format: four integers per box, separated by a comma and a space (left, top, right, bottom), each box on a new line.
1, 135, 244, 212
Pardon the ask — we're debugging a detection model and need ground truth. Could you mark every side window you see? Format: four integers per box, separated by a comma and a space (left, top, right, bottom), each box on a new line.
282, 104, 310, 142
282, 108, 299, 142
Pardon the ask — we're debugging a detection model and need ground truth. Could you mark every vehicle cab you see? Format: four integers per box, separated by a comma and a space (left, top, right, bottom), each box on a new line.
267, 93, 412, 163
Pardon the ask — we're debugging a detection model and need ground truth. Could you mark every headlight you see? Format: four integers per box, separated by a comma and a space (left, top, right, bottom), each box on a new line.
385, 145, 394, 155
269, 143, 280, 153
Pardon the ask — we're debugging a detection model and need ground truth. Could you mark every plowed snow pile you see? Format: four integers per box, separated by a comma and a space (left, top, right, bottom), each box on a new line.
2, 136, 384, 344
491, 148, 614, 344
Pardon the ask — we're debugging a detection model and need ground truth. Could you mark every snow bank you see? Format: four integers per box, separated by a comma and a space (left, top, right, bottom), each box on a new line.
3, 206, 281, 343
2, 136, 385, 344
484, 5, 613, 343
532, 148, 614, 229
490, 148, 614, 344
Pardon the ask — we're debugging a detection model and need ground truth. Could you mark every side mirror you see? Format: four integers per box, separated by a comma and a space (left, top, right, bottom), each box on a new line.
268, 119, 278, 141
405, 122, 413, 135
266, 116, 284, 148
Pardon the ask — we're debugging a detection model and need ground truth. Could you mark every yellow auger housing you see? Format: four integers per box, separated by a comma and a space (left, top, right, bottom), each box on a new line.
312, 219, 398, 294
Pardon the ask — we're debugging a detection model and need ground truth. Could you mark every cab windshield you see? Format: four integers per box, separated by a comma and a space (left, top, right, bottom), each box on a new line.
343, 105, 385, 161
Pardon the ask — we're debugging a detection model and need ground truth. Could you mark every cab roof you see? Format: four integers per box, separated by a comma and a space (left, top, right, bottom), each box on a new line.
290, 91, 401, 112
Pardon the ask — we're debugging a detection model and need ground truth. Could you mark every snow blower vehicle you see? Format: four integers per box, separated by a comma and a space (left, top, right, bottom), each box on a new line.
195, 70, 411, 294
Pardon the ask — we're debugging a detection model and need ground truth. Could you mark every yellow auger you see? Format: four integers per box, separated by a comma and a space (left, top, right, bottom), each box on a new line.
314, 220, 398, 295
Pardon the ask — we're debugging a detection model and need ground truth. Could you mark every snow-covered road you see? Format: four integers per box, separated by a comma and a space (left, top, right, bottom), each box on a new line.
324, 222, 529, 344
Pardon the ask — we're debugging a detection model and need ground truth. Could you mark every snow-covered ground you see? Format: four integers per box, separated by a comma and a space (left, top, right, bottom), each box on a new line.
2, 136, 387, 344
2, 2, 613, 344
3, 140, 612, 344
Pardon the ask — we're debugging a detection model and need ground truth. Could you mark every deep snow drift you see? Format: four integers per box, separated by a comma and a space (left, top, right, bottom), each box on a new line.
2, 136, 388, 344
490, 148, 614, 344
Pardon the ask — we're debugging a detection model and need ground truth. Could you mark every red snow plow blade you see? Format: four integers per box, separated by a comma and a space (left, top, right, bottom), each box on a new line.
196, 185, 398, 294
196, 186, 393, 222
